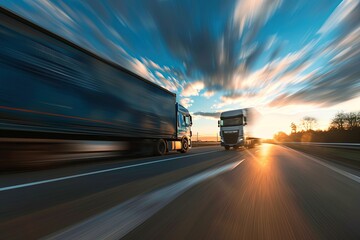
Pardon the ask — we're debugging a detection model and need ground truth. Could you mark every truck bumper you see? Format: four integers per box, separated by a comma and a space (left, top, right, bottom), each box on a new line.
221, 140, 244, 148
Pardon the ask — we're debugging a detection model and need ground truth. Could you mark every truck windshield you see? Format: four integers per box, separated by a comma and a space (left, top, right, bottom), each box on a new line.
221, 117, 243, 126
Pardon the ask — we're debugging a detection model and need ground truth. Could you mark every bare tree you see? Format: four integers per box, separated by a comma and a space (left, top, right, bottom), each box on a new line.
344, 112, 357, 129
330, 112, 346, 130
301, 116, 317, 131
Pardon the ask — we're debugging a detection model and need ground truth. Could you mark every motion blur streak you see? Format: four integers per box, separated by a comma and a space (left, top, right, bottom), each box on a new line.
0, 105, 118, 126
124, 144, 360, 240
1, 145, 360, 239
45, 160, 243, 240
0, 7, 177, 139
0, 150, 217, 192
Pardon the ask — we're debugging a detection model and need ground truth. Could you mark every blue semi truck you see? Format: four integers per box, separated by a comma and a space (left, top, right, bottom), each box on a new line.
0, 7, 192, 157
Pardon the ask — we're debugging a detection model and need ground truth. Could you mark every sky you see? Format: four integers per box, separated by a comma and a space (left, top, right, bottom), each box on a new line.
2, 0, 360, 138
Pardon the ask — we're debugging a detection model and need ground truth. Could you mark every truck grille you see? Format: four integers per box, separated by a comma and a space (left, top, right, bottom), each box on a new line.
223, 131, 239, 144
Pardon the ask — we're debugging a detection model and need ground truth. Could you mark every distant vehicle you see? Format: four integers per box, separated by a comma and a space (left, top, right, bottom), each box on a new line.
0, 7, 192, 156
218, 108, 259, 150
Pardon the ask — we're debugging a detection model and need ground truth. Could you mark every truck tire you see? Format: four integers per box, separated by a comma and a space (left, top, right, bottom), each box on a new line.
224, 146, 230, 150
154, 139, 167, 156
180, 138, 189, 153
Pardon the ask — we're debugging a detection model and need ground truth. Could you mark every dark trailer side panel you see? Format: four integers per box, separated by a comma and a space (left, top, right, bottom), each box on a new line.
0, 7, 176, 140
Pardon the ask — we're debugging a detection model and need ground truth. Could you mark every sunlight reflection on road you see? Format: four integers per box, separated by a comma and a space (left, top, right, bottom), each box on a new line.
230, 144, 317, 239
258, 143, 272, 168
247, 144, 272, 168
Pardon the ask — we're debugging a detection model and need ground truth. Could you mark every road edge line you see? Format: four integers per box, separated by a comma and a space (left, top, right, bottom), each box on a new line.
281, 145, 360, 183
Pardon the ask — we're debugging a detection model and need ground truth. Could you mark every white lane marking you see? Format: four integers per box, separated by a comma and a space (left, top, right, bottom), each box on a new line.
0, 150, 218, 192
284, 146, 360, 184
45, 159, 244, 240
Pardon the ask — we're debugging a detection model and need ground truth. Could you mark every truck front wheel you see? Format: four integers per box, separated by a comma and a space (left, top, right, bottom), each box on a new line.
224, 146, 230, 150
180, 138, 189, 153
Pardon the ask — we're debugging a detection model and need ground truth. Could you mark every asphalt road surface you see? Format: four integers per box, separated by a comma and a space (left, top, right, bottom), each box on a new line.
1, 144, 360, 240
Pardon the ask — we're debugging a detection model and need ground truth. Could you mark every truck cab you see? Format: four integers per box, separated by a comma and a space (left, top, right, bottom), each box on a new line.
176, 103, 192, 152
218, 109, 252, 150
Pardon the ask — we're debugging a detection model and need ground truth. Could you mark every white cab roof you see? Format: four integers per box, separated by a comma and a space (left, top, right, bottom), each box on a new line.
220, 109, 246, 118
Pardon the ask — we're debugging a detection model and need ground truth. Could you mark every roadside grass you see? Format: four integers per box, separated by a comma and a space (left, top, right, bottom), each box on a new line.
284, 143, 360, 170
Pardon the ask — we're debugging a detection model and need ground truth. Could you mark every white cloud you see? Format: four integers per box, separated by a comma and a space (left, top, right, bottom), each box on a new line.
140, 58, 161, 70
160, 78, 178, 92
130, 58, 150, 78
149, 60, 161, 70
129, 58, 186, 93
180, 98, 194, 108
181, 81, 205, 97
129, 58, 170, 87
155, 71, 165, 78
202, 91, 215, 98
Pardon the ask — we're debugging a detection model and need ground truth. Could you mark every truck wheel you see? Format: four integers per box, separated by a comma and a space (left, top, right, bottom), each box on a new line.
154, 139, 167, 156
180, 138, 189, 153
224, 146, 230, 150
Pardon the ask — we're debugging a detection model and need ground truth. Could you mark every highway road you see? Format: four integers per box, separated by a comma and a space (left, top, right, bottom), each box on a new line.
1, 144, 360, 240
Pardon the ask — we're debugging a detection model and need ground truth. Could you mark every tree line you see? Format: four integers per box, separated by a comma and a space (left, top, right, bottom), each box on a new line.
274, 111, 360, 143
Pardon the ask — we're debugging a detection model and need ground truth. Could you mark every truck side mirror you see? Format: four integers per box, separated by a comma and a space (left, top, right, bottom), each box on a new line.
218, 120, 224, 127
190, 115, 193, 126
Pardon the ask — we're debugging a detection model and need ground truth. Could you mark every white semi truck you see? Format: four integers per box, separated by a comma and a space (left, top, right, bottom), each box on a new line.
218, 108, 259, 150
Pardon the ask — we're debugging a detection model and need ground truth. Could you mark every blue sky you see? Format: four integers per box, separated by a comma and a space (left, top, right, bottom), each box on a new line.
2, 0, 360, 138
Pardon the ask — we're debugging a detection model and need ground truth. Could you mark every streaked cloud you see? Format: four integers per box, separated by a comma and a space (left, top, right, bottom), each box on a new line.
180, 98, 194, 108
267, 0, 360, 109
130, 58, 150, 79
318, 0, 358, 35
155, 71, 165, 79
202, 91, 215, 98
181, 81, 205, 97
2, 0, 359, 117
233, 0, 282, 38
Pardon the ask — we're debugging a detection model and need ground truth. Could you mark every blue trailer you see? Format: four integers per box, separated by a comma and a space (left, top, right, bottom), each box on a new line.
0, 7, 192, 156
